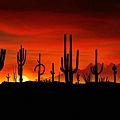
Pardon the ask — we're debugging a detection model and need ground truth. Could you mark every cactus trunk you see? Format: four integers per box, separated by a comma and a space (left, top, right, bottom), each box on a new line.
34, 53, 45, 82
95, 49, 98, 83
50, 63, 55, 82
38, 53, 41, 82
112, 64, 117, 83
90, 49, 104, 83
60, 34, 79, 84
17, 45, 26, 83
69, 34, 73, 83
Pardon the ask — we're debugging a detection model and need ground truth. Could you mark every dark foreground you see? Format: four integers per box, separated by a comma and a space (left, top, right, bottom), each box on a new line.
0, 81, 120, 119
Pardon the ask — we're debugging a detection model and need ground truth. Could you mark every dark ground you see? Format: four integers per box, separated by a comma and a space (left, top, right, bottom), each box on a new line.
0, 81, 120, 119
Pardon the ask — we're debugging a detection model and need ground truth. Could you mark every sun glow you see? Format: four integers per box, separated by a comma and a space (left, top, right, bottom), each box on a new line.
16, 75, 29, 82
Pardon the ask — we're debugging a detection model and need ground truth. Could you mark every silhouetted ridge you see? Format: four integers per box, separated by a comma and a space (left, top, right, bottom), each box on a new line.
0, 81, 120, 119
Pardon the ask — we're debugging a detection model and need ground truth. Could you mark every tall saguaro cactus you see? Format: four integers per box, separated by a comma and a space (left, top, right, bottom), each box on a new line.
112, 64, 117, 83
0, 49, 6, 71
17, 45, 26, 83
34, 53, 45, 82
90, 49, 104, 83
50, 63, 55, 82
60, 34, 79, 84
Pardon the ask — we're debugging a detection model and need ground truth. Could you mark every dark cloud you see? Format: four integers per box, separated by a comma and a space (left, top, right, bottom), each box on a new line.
0, 30, 35, 44
0, 0, 120, 15
0, 30, 33, 38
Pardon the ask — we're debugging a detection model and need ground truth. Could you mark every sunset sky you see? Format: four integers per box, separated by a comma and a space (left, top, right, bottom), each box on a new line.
0, 0, 120, 83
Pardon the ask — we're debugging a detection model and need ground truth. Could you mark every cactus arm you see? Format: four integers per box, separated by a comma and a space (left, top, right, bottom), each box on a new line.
50, 71, 52, 74
0, 49, 6, 71
17, 52, 19, 63
98, 63, 104, 74
0, 49, 2, 61
1, 49, 4, 61
60, 67, 66, 72
2, 49, 6, 61
22, 50, 26, 66
34, 64, 45, 75
60, 57, 66, 72
22, 48, 24, 61
72, 50, 79, 73
90, 66, 95, 74
40, 64, 45, 75
34, 64, 39, 71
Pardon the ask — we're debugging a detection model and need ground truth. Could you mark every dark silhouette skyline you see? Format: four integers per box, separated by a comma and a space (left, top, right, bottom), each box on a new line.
0, 34, 120, 84
0, 1, 119, 119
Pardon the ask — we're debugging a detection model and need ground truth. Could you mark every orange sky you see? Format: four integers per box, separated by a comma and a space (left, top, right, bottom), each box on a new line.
0, 0, 120, 83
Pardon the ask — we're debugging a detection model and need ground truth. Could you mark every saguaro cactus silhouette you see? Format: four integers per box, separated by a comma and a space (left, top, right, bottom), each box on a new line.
112, 64, 117, 83
60, 34, 79, 84
34, 53, 45, 82
50, 63, 55, 82
17, 45, 26, 83
6, 73, 10, 82
90, 49, 103, 83
0, 49, 6, 71
13, 66, 17, 82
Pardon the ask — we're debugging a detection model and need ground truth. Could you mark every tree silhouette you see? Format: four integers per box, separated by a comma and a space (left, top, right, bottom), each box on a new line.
60, 34, 79, 84
17, 45, 26, 83
90, 49, 104, 83
34, 53, 45, 82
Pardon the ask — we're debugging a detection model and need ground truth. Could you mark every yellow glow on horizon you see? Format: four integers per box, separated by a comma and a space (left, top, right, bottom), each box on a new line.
16, 75, 29, 82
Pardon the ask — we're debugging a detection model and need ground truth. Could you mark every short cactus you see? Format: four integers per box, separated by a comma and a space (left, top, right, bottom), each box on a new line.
6, 73, 10, 82
34, 53, 45, 82
50, 63, 55, 82
112, 64, 117, 83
